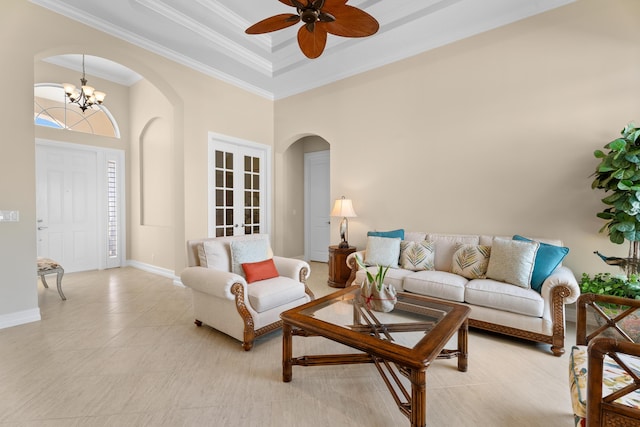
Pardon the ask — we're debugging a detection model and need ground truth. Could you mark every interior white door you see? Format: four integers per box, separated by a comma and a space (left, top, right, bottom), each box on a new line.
208, 134, 270, 238
305, 150, 330, 262
36, 145, 98, 272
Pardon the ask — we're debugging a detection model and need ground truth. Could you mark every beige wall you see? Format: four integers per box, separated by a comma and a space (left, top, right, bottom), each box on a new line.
275, 0, 640, 277
0, 0, 273, 325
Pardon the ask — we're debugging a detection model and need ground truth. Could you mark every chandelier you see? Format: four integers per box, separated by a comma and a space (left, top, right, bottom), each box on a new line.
63, 55, 106, 113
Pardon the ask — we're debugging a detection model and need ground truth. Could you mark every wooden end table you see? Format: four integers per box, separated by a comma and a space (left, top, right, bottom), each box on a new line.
327, 245, 356, 288
281, 287, 470, 427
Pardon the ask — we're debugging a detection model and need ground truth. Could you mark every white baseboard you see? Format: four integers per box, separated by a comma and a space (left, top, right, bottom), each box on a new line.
126, 260, 182, 286
0, 308, 41, 330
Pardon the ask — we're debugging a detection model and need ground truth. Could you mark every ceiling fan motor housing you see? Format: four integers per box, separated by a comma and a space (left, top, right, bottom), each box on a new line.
300, 8, 319, 23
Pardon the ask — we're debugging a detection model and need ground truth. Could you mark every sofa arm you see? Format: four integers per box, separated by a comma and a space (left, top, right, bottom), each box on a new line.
272, 256, 310, 283
180, 266, 246, 300
541, 266, 580, 305
346, 250, 367, 271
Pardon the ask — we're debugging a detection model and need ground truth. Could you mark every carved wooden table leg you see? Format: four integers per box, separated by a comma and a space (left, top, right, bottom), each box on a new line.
410, 368, 427, 427
283, 323, 293, 382
458, 319, 468, 372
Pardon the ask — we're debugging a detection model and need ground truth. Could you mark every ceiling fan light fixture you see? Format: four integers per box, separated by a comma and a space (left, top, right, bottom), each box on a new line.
245, 0, 378, 59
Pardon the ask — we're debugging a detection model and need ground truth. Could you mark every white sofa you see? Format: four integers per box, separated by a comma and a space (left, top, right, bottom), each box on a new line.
181, 235, 314, 350
347, 231, 581, 356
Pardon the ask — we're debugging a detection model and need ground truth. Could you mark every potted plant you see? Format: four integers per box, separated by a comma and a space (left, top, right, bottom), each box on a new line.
592, 123, 640, 275
579, 272, 640, 340
355, 255, 397, 312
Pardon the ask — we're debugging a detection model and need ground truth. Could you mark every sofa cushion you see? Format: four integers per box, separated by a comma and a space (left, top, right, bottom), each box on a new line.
403, 271, 467, 302
368, 229, 405, 240
451, 244, 491, 279
486, 238, 539, 289
400, 240, 435, 271
513, 235, 569, 293
230, 237, 270, 277
364, 236, 401, 268
247, 276, 307, 313
464, 279, 544, 317
355, 267, 413, 291
569, 344, 640, 423
427, 234, 480, 272
242, 258, 279, 284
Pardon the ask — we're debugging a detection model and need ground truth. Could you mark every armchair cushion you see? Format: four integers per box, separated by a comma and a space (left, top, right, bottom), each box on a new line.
242, 258, 279, 284
248, 276, 307, 313
570, 344, 640, 423
230, 237, 270, 277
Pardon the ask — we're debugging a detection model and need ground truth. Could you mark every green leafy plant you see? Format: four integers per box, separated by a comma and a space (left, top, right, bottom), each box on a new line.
592, 123, 640, 271
356, 255, 389, 291
579, 272, 640, 299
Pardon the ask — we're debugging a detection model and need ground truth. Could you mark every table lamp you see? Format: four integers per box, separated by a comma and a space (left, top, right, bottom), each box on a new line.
330, 196, 357, 248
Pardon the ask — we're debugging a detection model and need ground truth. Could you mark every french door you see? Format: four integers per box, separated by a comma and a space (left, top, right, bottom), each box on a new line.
208, 133, 270, 237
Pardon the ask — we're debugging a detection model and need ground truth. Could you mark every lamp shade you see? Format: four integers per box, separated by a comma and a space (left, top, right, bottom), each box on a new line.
330, 197, 357, 218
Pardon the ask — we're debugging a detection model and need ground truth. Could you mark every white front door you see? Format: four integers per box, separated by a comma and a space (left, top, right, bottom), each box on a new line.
35, 141, 125, 272
208, 133, 271, 237
36, 144, 98, 272
305, 150, 330, 262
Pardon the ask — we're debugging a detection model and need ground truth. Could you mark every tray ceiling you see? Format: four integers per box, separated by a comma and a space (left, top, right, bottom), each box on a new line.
31, 0, 575, 99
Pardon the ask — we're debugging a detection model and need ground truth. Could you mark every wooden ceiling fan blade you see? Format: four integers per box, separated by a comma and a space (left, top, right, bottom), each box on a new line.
245, 14, 301, 34
324, 6, 379, 38
278, 0, 297, 6
297, 25, 327, 59
322, 0, 348, 7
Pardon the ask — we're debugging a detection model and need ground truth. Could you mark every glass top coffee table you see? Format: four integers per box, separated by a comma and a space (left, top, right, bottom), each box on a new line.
281, 285, 470, 427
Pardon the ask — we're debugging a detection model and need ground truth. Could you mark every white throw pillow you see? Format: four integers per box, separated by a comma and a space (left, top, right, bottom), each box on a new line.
364, 236, 401, 268
399, 240, 435, 271
230, 237, 270, 278
485, 238, 539, 288
198, 240, 231, 271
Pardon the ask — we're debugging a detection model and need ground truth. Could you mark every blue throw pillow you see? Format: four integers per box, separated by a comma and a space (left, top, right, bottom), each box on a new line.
512, 235, 569, 292
367, 229, 405, 240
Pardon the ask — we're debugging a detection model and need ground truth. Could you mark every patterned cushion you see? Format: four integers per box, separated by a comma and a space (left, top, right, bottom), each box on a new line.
399, 240, 435, 271
451, 244, 491, 279
37, 257, 62, 271
569, 344, 640, 425
486, 238, 539, 288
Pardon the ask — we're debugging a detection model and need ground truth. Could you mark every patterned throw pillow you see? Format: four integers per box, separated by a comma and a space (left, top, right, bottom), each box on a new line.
451, 244, 491, 279
399, 240, 435, 271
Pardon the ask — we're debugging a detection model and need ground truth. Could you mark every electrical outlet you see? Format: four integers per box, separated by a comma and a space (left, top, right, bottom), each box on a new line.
0, 210, 19, 222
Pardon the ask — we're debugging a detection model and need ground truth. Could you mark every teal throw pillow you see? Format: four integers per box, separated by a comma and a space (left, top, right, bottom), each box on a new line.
512, 235, 569, 293
367, 229, 405, 240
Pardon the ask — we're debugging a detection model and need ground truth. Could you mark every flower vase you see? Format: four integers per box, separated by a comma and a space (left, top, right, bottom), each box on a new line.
361, 281, 397, 312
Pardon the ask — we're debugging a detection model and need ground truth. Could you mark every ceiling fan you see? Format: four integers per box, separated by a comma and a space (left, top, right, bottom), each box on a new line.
245, 0, 379, 59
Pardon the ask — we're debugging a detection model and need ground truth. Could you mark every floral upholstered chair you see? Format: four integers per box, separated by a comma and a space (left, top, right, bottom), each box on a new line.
570, 293, 640, 426
180, 234, 314, 351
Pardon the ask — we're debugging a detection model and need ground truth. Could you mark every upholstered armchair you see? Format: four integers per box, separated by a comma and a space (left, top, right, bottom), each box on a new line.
570, 293, 640, 427
180, 234, 315, 351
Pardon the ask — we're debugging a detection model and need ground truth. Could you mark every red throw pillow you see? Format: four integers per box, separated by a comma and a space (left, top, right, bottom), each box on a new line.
242, 258, 279, 284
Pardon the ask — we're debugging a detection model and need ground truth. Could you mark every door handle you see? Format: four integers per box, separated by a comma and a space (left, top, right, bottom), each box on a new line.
38, 226, 48, 230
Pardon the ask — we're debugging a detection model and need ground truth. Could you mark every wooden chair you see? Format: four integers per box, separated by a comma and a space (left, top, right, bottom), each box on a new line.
571, 293, 640, 426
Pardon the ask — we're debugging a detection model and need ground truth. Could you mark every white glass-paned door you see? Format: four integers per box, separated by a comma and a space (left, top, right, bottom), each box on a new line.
208, 134, 270, 238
